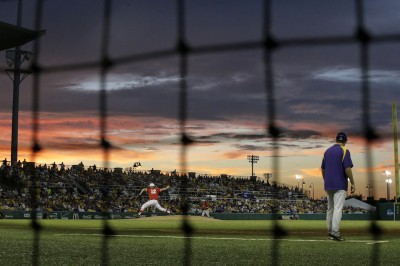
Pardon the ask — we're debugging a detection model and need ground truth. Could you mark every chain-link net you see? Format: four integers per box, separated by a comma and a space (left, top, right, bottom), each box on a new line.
1, 0, 399, 265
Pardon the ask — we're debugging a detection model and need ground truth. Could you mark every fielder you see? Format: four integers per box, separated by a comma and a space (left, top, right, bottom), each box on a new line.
200, 199, 211, 217
137, 183, 171, 217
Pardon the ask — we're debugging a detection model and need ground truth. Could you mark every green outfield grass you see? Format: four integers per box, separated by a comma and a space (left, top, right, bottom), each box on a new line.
0, 217, 399, 265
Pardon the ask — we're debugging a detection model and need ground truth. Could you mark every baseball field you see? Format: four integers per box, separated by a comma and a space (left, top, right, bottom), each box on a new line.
0, 216, 399, 265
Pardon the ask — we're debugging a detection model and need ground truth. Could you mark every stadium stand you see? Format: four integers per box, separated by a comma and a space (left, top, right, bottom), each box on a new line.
0, 161, 372, 215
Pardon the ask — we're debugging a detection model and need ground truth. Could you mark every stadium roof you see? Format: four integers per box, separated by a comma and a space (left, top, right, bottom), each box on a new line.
0, 21, 45, 51
344, 198, 376, 211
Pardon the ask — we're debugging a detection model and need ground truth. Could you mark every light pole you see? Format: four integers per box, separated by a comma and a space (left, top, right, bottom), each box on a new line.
309, 183, 314, 200
6, 49, 33, 165
386, 179, 392, 201
247, 155, 259, 176
4, 0, 33, 165
366, 184, 373, 198
383, 170, 392, 201
295, 174, 302, 189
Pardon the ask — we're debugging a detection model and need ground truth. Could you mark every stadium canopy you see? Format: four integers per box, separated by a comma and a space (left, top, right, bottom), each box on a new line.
0, 21, 45, 51
344, 198, 376, 211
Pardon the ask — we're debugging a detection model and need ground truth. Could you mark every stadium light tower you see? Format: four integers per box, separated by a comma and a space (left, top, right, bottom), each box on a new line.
384, 170, 392, 201
295, 174, 302, 188
366, 184, 373, 198
309, 183, 314, 200
247, 155, 259, 176
3, 0, 35, 165
6, 49, 33, 165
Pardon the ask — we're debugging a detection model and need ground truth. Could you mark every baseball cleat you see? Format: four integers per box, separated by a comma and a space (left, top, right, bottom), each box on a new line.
330, 234, 345, 241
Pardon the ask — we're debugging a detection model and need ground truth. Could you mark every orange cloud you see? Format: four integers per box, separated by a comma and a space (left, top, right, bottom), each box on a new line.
222, 150, 246, 159
356, 163, 396, 174
301, 167, 322, 178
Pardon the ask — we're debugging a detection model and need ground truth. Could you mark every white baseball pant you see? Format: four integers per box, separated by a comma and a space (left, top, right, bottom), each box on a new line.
326, 189, 347, 236
140, 199, 167, 212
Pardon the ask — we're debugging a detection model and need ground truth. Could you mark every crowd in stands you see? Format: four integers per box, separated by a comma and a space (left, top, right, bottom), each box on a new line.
0, 159, 373, 215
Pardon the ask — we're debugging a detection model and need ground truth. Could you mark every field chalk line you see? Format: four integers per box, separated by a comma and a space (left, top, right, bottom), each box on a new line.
55, 233, 388, 245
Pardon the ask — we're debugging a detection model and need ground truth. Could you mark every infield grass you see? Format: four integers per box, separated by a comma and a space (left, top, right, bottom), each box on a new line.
0, 216, 399, 265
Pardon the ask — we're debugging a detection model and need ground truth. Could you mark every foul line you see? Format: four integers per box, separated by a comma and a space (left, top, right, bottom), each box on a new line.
55, 233, 388, 245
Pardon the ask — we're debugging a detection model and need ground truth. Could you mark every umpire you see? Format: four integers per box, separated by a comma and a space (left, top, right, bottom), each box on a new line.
321, 132, 355, 241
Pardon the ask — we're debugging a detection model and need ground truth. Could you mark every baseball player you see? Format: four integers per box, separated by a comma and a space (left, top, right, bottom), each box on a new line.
321, 132, 355, 241
200, 199, 211, 217
137, 183, 171, 217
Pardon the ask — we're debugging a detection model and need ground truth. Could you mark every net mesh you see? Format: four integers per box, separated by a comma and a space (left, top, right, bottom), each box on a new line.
1, 0, 399, 265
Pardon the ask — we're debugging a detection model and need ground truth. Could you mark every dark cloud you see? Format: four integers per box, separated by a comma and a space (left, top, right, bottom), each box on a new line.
233, 142, 324, 152
1, 0, 399, 158
233, 144, 268, 151
197, 130, 322, 142
279, 129, 322, 139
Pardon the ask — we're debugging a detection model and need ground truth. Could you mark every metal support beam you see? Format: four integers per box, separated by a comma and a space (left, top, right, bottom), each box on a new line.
392, 103, 399, 202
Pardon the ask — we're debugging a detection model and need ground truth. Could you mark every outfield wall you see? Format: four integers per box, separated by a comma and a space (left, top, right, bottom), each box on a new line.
211, 213, 380, 220
0, 203, 398, 220
0, 210, 382, 220
0, 210, 136, 220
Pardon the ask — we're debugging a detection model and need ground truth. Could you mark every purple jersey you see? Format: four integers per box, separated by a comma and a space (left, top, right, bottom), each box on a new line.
321, 144, 353, 191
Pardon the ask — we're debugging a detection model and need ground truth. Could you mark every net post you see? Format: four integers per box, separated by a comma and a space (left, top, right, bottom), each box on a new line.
392, 103, 399, 203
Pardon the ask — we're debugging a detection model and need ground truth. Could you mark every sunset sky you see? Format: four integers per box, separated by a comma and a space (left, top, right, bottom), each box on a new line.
0, 0, 399, 199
